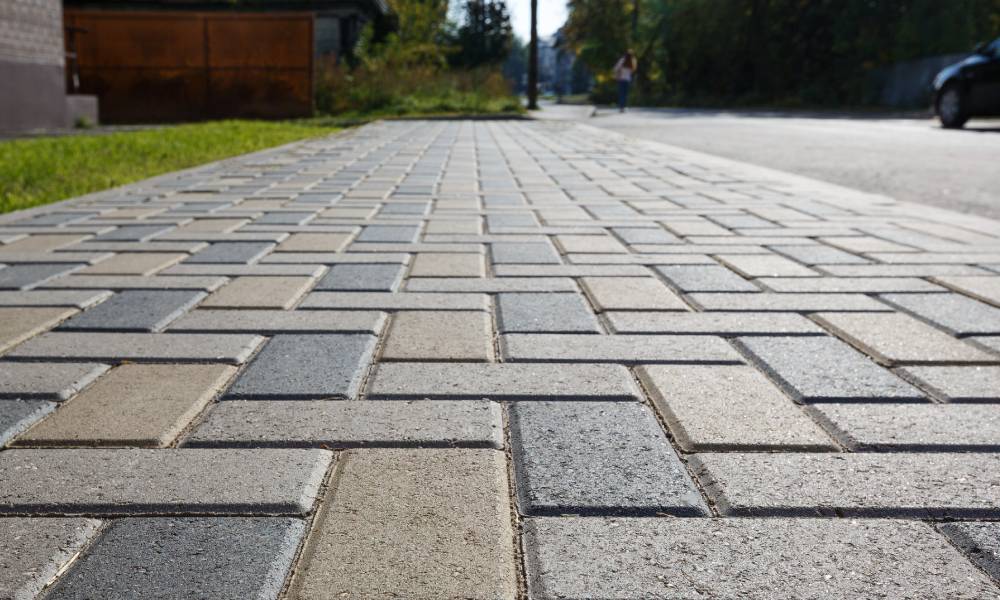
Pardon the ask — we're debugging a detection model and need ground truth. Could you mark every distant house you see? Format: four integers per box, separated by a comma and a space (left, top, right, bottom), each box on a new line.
0, 0, 96, 133
63, 0, 389, 123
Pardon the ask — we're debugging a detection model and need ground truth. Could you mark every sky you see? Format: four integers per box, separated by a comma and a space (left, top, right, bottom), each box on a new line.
506, 0, 568, 41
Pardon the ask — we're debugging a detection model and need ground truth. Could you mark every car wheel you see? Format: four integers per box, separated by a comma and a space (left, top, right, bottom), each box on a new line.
937, 84, 968, 129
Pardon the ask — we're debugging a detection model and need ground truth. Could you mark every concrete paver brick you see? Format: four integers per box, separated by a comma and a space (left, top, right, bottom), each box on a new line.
0, 263, 84, 290
15, 364, 236, 447
78, 253, 186, 275
169, 309, 385, 334
58, 289, 205, 332
185, 399, 503, 448
225, 334, 376, 399
813, 311, 999, 365
689, 292, 889, 312
0, 448, 331, 515
580, 276, 688, 311
638, 364, 835, 451
496, 292, 601, 333
716, 254, 819, 278
0, 518, 102, 600
0, 362, 109, 400
733, 335, 925, 402
289, 449, 515, 599
201, 276, 315, 309
654, 264, 758, 292
275, 232, 352, 252
0, 399, 55, 446
881, 292, 1000, 336
606, 311, 824, 335
502, 333, 744, 364
408, 253, 485, 277
406, 276, 577, 293
491, 241, 561, 264
808, 403, 1000, 450
758, 276, 944, 293
184, 242, 274, 264
510, 401, 707, 516
896, 365, 1000, 402
0, 306, 78, 353
6, 332, 264, 364
0, 290, 112, 308
299, 291, 489, 311
523, 517, 1000, 599
0, 234, 90, 253
41, 275, 227, 291
381, 311, 493, 361
45, 518, 305, 600
771, 244, 870, 265
555, 234, 628, 254
934, 275, 1000, 307
691, 451, 1000, 517
368, 362, 641, 400
356, 224, 420, 242
314, 263, 405, 292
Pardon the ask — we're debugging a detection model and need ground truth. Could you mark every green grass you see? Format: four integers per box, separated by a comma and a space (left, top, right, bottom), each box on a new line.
0, 119, 341, 214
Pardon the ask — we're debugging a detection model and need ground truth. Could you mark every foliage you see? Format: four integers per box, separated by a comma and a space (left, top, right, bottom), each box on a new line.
449, 1, 514, 68
564, 0, 1000, 107
0, 120, 340, 214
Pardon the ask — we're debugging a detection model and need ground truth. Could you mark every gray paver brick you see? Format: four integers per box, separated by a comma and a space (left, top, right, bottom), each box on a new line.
502, 333, 743, 364
381, 311, 493, 361
0, 290, 112, 308
6, 332, 264, 364
0, 399, 55, 446
934, 275, 1000, 307
314, 263, 405, 292
367, 362, 641, 400
496, 292, 601, 333
184, 242, 274, 264
758, 276, 945, 293
654, 264, 758, 292
185, 399, 503, 448
406, 276, 577, 293
299, 291, 488, 311
772, 244, 869, 265
94, 224, 174, 241
0, 263, 83, 290
808, 403, 1000, 450
580, 276, 688, 311
40, 275, 227, 291
939, 522, 1000, 585
289, 448, 516, 599
523, 517, 1000, 600
225, 334, 376, 399
689, 292, 889, 312
606, 311, 824, 335
716, 254, 819, 278
0, 448, 331, 515
169, 309, 385, 334
44, 518, 304, 600
0, 518, 102, 600
58, 290, 205, 332
896, 366, 1000, 402
733, 335, 925, 402
15, 364, 236, 448
691, 451, 1000, 517
0, 362, 109, 400
491, 241, 561, 264
510, 402, 707, 516
638, 364, 835, 451
881, 292, 1000, 336
813, 311, 998, 365
162, 264, 324, 277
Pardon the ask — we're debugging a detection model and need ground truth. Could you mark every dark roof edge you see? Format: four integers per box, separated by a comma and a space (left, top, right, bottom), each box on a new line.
63, 0, 390, 15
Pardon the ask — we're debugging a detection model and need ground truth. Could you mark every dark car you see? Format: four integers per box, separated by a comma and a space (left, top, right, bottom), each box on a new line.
933, 37, 1000, 128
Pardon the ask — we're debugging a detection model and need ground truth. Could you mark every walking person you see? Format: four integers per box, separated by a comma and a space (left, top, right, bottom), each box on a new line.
613, 50, 637, 112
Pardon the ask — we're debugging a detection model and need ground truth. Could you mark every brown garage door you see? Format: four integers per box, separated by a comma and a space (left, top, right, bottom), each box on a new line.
64, 9, 314, 123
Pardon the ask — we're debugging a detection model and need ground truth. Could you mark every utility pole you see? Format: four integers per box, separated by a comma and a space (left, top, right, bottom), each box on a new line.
527, 0, 539, 109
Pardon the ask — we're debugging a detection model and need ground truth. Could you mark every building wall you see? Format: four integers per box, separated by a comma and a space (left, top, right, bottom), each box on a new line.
0, 0, 68, 132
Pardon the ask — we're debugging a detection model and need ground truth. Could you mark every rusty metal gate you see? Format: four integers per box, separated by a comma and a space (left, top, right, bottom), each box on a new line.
64, 9, 314, 123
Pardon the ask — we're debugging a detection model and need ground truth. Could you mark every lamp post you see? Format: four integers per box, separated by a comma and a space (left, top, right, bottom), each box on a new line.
527, 0, 539, 109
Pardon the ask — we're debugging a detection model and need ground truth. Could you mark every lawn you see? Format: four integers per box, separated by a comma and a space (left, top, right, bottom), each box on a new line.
0, 120, 342, 214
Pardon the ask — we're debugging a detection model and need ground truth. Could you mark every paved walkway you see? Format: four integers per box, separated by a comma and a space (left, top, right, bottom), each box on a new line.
2, 120, 1000, 599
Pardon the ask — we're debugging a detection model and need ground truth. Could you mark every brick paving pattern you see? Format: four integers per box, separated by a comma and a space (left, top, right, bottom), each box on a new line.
1, 120, 999, 598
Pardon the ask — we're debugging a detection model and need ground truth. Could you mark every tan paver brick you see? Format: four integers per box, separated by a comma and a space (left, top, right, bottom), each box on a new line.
0, 307, 78, 353
716, 254, 819, 278
15, 363, 236, 448
201, 276, 315, 309
813, 311, 999, 366
580, 276, 688, 311
0, 234, 90, 253
172, 219, 249, 233
275, 233, 352, 252
78, 253, 187, 276
290, 449, 516, 599
408, 253, 485, 277
381, 310, 493, 361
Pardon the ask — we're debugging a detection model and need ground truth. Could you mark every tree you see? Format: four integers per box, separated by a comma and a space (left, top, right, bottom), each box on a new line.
450, 1, 514, 68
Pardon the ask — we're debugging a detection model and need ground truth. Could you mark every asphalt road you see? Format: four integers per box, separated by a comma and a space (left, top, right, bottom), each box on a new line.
582, 107, 1000, 220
